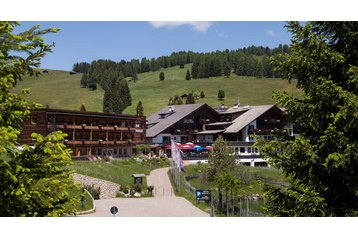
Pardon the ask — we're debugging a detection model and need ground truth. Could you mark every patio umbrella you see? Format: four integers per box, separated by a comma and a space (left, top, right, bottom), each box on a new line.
205, 145, 213, 151
193, 145, 204, 151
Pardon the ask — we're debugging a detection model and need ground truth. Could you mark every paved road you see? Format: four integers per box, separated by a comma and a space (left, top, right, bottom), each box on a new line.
80, 167, 209, 217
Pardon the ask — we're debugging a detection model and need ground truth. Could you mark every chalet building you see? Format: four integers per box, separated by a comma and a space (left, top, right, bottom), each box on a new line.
146, 103, 293, 167
201, 104, 293, 166
20, 109, 146, 158
146, 103, 218, 145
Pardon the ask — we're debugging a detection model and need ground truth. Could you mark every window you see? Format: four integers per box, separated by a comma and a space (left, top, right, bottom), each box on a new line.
235, 147, 239, 154
247, 147, 252, 153
240, 147, 245, 153
248, 124, 255, 130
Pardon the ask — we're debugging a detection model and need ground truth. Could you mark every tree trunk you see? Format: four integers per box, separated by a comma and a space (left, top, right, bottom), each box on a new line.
226, 188, 229, 217
218, 187, 223, 212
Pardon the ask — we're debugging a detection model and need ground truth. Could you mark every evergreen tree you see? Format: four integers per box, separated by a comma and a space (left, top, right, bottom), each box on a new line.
200, 90, 205, 98
185, 70, 191, 80
218, 90, 225, 101
136, 101, 144, 116
80, 73, 88, 87
131, 66, 138, 82
223, 59, 231, 77
80, 104, 86, 111
159, 72, 165, 81
257, 21, 358, 216
185, 93, 195, 104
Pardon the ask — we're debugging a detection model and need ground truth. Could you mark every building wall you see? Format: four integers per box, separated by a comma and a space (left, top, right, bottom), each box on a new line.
20, 109, 146, 158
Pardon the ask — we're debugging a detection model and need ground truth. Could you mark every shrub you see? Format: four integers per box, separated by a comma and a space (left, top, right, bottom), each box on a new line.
83, 184, 101, 200
147, 185, 154, 196
132, 183, 142, 193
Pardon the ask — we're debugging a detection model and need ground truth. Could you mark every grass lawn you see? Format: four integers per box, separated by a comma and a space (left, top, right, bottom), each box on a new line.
173, 163, 288, 216
13, 66, 301, 116
64, 186, 94, 213
123, 64, 301, 115
14, 70, 104, 112
70, 157, 170, 187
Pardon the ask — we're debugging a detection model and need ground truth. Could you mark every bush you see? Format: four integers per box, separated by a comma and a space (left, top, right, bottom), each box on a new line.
83, 184, 101, 200
147, 185, 154, 196
132, 183, 142, 193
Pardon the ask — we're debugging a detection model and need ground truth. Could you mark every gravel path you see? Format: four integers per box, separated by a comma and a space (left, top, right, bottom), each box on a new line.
79, 167, 209, 217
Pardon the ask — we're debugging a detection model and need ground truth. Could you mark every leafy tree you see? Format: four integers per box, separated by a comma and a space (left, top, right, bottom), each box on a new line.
136, 101, 144, 116
159, 72, 165, 81
257, 22, 358, 216
80, 104, 86, 112
200, 90, 205, 98
217, 90, 225, 101
0, 22, 80, 216
185, 69, 191, 80
207, 136, 236, 213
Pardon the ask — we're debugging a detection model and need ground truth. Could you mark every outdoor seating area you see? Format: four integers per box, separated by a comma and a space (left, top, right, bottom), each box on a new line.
164, 142, 213, 159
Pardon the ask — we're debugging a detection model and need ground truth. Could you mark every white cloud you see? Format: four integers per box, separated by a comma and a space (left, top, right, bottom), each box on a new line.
149, 21, 214, 33
266, 30, 275, 36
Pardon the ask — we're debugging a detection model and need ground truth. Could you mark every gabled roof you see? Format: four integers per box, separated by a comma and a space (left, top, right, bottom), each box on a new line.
146, 103, 218, 138
224, 105, 276, 133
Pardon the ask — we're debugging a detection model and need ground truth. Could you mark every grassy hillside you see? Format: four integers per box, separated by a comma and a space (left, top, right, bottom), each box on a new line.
14, 70, 104, 112
14, 65, 301, 116
124, 64, 301, 115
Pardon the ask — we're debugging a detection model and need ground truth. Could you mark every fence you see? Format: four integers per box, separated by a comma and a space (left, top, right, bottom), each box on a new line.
184, 173, 267, 217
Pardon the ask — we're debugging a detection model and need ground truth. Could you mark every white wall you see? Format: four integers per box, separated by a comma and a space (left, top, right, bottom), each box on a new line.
243, 120, 257, 142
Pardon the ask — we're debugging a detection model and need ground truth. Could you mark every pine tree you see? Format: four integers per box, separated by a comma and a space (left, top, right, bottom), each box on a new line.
80, 104, 86, 111
136, 101, 144, 116
80, 73, 88, 87
223, 59, 231, 77
200, 90, 205, 98
257, 21, 358, 216
185, 70, 191, 80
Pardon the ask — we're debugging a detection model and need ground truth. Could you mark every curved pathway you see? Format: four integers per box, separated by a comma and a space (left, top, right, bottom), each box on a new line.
80, 167, 208, 217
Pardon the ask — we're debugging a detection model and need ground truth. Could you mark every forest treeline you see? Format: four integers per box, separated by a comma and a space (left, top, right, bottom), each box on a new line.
73, 44, 290, 113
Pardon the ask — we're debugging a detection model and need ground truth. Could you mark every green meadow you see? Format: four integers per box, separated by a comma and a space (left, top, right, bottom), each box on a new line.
14, 65, 301, 116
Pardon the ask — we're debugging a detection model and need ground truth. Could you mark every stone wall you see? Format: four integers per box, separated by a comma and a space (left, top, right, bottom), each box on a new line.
73, 173, 120, 199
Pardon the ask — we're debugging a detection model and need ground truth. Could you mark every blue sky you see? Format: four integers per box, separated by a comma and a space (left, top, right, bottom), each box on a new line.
17, 21, 292, 71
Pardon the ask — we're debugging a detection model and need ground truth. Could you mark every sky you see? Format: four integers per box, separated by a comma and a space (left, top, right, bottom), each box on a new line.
16, 21, 292, 71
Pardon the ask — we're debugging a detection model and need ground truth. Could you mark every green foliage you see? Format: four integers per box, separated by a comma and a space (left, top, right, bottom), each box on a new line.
159, 72, 165, 81
80, 104, 86, 111
185, 92, 196, 104
83, 184, 101, 200
217, 90, 225, 101
80, 73, 88, 87
200, 90, 205, 98
135, 144, 149, 154
257, 21, 358, 216
0, 22, 81, 216
103, 73, 131, 114
136, 101, 144, 116
185, 69, 191, 80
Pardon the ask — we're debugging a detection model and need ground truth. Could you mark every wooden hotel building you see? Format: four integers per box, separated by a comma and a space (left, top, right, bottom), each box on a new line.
20, 109, 146, 158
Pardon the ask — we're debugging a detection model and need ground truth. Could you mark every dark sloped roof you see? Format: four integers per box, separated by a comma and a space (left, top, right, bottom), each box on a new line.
224, 105, 276, 133
146, 103, 216, 138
